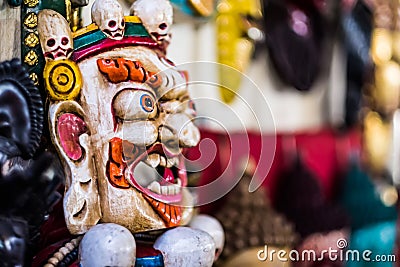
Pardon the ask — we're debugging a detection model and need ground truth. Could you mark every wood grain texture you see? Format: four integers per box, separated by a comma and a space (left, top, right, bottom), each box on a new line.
0, 0, 20, 61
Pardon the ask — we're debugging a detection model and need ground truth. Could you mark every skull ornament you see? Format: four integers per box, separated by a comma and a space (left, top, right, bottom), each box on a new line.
131, 0, 173, 43
38, 10, 73, 60
92, 0, 125, 40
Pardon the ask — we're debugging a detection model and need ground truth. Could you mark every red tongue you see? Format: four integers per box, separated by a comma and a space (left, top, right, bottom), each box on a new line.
163, 168, 174, 183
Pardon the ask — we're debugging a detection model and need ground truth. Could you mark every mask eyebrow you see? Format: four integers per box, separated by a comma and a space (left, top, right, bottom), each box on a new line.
97, 58, 152, 84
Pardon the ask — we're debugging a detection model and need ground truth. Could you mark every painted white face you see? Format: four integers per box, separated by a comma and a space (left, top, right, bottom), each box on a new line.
94, 54, 200, 206
132, 0, 173, 42
52, 46, 199, 232
92, 0, 125, 40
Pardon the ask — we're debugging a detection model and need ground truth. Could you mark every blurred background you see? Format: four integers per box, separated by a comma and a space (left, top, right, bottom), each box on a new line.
144, 0, 400, 266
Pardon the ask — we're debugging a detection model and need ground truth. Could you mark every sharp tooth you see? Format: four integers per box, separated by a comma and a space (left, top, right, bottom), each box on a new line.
160, 156, 167, 167
148, 181, 161, 194
161, 185, 168, 195
147, 154, 160, 168
166, 157, 178, 168
166, 158, 174, 168
177, 178, 182, 187
168, 185, 175, 195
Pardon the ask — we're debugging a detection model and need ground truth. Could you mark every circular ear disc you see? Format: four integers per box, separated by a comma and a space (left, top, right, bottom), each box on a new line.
44, 59, 83, 101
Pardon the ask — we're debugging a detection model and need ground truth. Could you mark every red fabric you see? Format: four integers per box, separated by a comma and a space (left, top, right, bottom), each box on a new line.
38, 201, 73, 250
185, 127, 361, 213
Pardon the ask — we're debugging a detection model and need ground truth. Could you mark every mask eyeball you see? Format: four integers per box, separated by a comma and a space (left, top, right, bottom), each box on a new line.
140, 94, 154, 112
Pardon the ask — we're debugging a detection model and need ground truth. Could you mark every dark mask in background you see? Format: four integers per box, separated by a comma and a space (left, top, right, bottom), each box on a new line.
0, 59, 43, 164
342, 1, 373, 128
263, 0, 325, 91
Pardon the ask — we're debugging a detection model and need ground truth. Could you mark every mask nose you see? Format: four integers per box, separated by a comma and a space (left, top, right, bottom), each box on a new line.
158, 125, 180, 154
160, 113, 200, 149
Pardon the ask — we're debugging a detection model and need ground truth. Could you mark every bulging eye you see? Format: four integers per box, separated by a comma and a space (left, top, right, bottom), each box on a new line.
47, 38, 56, 47
113, 90, 157, 121
108, 20, 117, 28
140, 94, 155, 112
61, 37, 69, 45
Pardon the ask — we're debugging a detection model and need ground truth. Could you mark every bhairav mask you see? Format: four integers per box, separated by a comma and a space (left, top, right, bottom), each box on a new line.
38, 0, 199, 235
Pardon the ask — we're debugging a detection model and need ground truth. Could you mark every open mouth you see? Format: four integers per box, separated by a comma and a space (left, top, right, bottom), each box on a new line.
125, 143, 187, 204
44, 47, 73, 60
151, 32, 168, 41
104, 29, 124, 39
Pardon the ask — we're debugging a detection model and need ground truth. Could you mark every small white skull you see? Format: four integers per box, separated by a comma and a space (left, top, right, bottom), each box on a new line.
38, 10, 73, 61
154, 227, 216, 267
189, 214, 225, 261
79, 223, 136, 267
92, 0, 125, 40
131, 0, 173, 43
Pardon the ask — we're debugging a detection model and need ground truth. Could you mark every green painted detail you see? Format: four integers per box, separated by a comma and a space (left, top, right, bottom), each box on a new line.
124, 23, 150, 37
40, 0, 67, 17
74, 30, 106, 50
74, 23, 151, 51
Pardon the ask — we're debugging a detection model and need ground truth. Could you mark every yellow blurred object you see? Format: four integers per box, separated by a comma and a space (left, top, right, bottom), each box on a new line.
363, 111, 392, 174
216, 0, 262, 103
373, 60, 400, 113
380, 185, 398, 206
370, 28, 393, 65
392, 31, 400, 61
221, 246, 292, 267
363, 1, 400, 178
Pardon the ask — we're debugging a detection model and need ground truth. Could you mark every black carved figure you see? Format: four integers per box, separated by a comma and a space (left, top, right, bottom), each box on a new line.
0, 59, 43, 163
0, 59, 61, 266
0, 217, 28, 267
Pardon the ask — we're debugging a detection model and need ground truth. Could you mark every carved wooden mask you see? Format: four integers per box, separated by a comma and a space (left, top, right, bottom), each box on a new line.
38, 1, 200, 235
